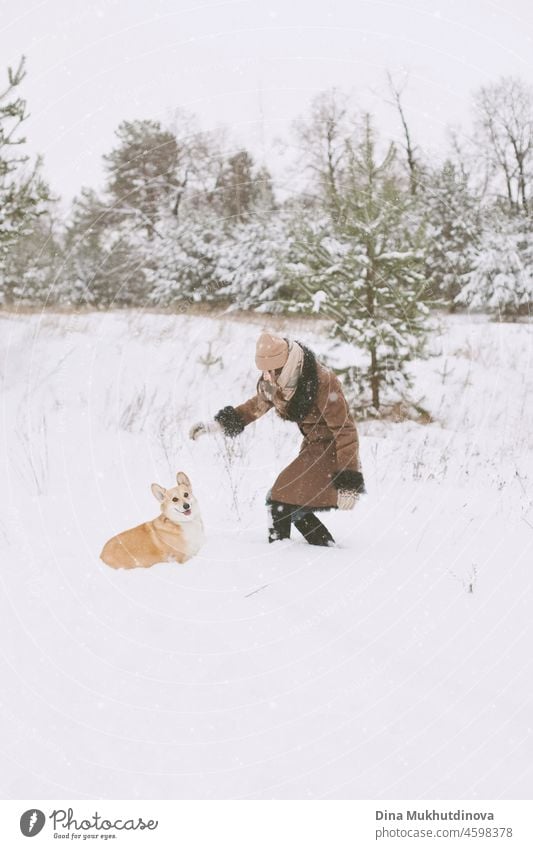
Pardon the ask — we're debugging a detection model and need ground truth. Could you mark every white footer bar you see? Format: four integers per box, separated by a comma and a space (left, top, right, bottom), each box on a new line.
2, 799, 532, 847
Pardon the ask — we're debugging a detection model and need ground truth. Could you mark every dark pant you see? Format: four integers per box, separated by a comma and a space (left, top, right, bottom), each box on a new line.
267, 499, 335, 547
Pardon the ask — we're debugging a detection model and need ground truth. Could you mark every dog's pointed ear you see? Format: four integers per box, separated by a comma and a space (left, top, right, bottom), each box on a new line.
176, 471, 191, 489
151, 483, 166, 503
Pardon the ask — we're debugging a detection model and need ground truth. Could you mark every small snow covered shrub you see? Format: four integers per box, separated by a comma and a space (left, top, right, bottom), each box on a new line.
457, 213, 533, 320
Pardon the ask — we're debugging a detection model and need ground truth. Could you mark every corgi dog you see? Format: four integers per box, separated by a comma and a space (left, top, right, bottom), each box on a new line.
100, 471, 204, 569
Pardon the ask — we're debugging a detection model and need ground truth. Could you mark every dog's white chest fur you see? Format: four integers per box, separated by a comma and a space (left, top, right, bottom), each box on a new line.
182, 517, 205, 557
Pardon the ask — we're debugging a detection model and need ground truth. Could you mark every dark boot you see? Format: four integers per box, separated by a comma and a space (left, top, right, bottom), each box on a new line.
267, 500, 294, 543
293, 511, 335, 547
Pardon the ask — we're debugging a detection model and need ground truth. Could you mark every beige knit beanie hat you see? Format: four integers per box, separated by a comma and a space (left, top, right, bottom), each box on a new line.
255, 331, 289, 371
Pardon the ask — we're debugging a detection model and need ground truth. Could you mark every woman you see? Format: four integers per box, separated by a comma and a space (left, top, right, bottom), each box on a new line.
189, 332, 365, 546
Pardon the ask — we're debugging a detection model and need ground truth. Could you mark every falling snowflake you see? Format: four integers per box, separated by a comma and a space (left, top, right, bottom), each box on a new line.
311, 290, 327, 312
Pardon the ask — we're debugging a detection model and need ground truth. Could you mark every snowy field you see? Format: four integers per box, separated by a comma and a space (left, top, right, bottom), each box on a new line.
0, 309, 532, 800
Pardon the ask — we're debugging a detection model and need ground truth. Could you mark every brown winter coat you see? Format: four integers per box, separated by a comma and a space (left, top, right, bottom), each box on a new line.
215, 344, 364, 509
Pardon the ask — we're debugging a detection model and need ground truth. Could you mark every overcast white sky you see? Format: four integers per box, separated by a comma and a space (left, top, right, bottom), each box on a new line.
2, 0, 533, 204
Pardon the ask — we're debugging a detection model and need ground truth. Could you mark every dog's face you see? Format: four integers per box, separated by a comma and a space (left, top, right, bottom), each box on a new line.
151, 472, 199, 524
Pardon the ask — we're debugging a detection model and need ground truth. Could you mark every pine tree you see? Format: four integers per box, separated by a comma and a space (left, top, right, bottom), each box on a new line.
103, 119, 181, 238
147, 208, 226, 308
215, 206, 292, 312
211, 149, 275, 222
288, 114, 431, 412
421, 160, 481, 311
61, 187, 146, 308
2, 210, 61, 305
457, 211, 533, 319
63, 118, 193, 308
0, 56, 51, 304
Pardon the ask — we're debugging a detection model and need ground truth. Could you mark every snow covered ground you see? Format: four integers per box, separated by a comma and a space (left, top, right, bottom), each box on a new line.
0, 309, 532, 800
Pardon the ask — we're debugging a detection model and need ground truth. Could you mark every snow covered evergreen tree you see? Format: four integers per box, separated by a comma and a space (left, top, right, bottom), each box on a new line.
215, 206, 292, 312
211, 150, 274, 223
457, 211, 533, 319
288, 112, 432, 412
421, 160, 481, 311
61, 188, 108, 306
103, 119, 182, 238
147, 149, 279, 310
0, 56, 51, 305
2, 210, 61, 305
61, 115, 280, 309
63, 115, 215, 308
146, 208, 226, 307
61, 187, 149, 308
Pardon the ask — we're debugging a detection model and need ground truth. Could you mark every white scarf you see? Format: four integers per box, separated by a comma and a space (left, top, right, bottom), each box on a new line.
261, 340, 304, 407
277, 340, 304, 401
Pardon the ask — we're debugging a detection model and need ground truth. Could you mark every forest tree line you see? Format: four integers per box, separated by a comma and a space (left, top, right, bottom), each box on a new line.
1, 57, 532, 410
